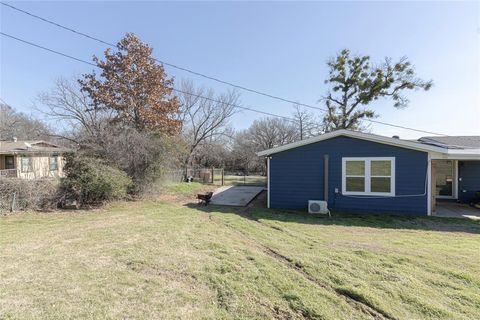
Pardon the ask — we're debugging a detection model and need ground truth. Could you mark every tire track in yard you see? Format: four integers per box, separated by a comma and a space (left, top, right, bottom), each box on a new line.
263, 246, 394, 320
206, 192, 396, 320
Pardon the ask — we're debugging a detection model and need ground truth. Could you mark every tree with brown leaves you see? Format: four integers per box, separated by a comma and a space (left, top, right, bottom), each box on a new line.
79, 33, 181, 134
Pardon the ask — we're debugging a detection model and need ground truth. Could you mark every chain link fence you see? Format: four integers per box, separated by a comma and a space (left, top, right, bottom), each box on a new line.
161, 168, 266, 187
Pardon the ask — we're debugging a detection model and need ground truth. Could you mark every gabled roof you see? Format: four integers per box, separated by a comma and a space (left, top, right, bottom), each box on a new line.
418, 136, 480, 149
256, 130, 480, 158
0, 140, 70, 154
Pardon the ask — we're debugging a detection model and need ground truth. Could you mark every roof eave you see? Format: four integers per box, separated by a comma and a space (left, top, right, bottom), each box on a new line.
256, 130, 447, 156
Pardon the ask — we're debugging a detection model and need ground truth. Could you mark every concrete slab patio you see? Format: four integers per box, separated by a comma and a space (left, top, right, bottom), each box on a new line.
436, 202, 480, 220
210, 186, 264, 206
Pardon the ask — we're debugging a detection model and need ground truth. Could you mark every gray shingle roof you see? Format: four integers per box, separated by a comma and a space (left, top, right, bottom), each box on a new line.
0, 140, 69, 154
418, 136, 480, 149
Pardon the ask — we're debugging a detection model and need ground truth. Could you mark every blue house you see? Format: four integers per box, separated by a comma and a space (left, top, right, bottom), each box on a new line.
257, 130, 480, 216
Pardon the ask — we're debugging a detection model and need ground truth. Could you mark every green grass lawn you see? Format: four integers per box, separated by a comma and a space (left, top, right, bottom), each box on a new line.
1, 193, 480, 319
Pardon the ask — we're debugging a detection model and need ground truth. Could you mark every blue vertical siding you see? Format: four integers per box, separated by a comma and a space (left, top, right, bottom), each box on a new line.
458, 161, 480, 202
269, 136, 428, 215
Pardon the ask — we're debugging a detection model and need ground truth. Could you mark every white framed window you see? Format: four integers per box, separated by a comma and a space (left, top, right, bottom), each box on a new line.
342, 157, 395, 196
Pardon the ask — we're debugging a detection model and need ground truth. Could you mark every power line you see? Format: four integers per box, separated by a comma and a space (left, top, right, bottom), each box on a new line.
0, 32, 296, 122
0, 2, 447, 136
0, 1, 312, 108
1, 32, 98, 67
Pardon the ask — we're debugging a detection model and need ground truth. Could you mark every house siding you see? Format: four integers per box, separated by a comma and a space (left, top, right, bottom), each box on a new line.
458, 160, 480, 202
14, 155, 65, 179
269, 136, 428, 215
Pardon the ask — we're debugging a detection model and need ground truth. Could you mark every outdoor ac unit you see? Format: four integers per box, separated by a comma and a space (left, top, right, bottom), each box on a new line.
308, 200, 330, 216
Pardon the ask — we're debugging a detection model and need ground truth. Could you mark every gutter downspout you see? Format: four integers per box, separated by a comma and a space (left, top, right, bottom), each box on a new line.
267, 156, 271, 209
324, 154, 329, 203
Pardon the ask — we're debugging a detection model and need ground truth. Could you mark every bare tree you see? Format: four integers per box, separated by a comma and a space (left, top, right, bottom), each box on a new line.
36, 77, 114, 147
194, 135, 232, 169
178, 80, 240, 166
292, 104, 320, 140
0, 102, 51, 140
247, 117, 297, 150
231, 131, 264, 174
229, 117, 297, 174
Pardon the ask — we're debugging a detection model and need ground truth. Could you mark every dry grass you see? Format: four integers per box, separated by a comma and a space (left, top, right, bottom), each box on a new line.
1, 186, 479, 319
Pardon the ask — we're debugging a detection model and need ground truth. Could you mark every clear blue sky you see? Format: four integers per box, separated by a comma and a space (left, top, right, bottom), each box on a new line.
1, 1, 479, 139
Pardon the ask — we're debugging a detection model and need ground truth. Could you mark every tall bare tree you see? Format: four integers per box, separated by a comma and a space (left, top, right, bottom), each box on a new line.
37, 77, 113, 146
231, 131, 263, 174
178, 80, 239, 166
247, 117, 297, 150
292, 104, 320, 140
322, 49, 433, 132
230, 117, 297, 174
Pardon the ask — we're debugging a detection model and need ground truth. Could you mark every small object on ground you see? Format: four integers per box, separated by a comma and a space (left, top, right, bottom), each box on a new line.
197, 192, 213, 205
63, 199, 79, 209
186, 176, 193, 183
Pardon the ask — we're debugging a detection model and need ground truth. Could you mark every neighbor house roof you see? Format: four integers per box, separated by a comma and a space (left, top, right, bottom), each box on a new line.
256, 129, 480, 159
0, 140, 70, 154
417, 136, 480, 149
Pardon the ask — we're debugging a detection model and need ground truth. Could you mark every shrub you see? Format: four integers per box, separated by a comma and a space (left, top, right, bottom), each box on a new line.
81, 125, 187, 194
60, 153, 133, 206
0, 178, 59, 213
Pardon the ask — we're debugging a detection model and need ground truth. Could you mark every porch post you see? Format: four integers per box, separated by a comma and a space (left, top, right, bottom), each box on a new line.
427, 154, 432, 216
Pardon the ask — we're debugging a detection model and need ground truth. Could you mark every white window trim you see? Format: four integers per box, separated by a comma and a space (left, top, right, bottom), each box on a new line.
342, 157, 396, 196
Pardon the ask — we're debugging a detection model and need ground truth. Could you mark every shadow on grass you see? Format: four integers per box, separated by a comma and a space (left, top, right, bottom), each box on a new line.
184, 192, 480, 234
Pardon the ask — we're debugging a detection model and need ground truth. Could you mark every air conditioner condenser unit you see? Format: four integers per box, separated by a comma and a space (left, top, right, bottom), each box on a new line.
308, 200, 330, 217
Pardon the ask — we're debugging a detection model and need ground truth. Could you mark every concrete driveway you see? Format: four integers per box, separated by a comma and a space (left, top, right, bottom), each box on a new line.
210, 186, 264, 206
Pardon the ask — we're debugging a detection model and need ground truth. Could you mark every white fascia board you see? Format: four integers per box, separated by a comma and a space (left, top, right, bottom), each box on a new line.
429, 149, 480, 160
256, 129, 447, 157
431, 154, 480, 160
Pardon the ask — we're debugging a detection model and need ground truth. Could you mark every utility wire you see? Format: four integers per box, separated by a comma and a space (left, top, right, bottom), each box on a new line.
1, 1, 447, 136
0, 1, 312, 108
0, 32, 296, 122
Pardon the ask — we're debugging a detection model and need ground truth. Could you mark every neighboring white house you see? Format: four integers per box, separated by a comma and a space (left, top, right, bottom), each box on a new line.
0, 138, 70, 179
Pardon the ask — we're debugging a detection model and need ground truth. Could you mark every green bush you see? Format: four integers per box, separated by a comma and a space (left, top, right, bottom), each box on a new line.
60, 153, 133, 206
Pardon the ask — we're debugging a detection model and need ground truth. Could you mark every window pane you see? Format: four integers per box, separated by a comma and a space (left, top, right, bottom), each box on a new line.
371, 160, 391, 176
346, 161, 365, 175
5, 156, 14, 169
371, 177, 391, 193
22, 158, 31, 172
49, 157, 58, 170
346, 177, 365, 192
